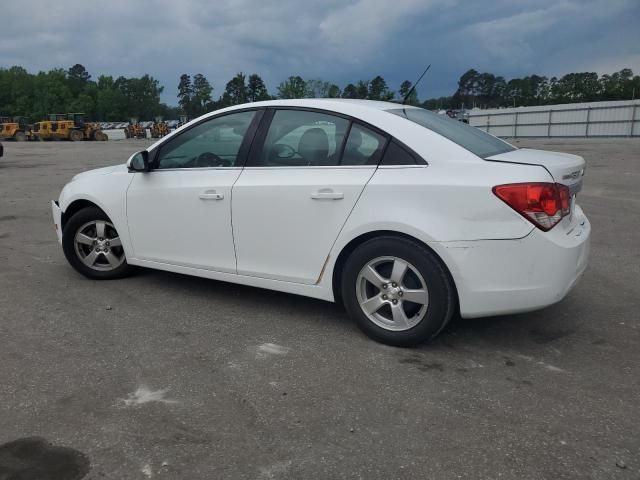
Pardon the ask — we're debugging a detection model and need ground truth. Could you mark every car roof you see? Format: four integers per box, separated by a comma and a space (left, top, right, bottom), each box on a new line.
243, 98, 417, 112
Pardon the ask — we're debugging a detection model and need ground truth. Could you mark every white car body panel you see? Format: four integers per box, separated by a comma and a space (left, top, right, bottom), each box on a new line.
53, 99, 591, 319
57, 164, 135, 256
126, 167, 241, 273
232, 166, 376, 284
51, 201, 62, 244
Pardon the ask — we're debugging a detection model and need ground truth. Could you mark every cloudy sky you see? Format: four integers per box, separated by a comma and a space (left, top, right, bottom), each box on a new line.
2, 0, 639, 104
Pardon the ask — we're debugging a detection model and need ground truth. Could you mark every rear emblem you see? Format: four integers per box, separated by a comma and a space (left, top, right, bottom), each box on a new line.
563, 170, 583, 180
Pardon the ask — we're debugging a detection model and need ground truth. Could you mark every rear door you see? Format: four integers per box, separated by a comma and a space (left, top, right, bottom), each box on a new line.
232, 108, 388, 284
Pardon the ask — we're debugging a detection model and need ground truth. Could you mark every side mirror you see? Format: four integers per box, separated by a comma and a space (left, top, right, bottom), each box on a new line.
127, 151, 149, 172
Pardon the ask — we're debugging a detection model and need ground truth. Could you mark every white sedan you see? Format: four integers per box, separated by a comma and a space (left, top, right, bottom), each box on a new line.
51, 99, 590, 346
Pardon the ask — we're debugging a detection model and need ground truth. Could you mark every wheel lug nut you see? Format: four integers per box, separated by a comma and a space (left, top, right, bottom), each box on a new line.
382, 284, 388, 289
382, 294, 388, 300
392, 283, 397, 287
392, 299, 398, 305
398, 291, 403, 297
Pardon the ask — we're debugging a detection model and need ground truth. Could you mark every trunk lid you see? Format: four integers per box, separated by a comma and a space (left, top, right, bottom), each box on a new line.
487, 148, 585, 195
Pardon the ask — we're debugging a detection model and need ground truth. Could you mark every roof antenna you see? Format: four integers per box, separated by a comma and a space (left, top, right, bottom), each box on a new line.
402, 64, 431, 105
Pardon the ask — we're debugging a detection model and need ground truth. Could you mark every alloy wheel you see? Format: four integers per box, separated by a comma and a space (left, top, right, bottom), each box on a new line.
73, 220, 125, 271
356, 256, 429, 331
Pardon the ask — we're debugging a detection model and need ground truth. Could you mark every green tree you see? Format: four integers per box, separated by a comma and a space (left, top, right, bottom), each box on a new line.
192, 73, 213, 115
305, 79, 340, 98
327, 84, 341, 98
247, 73, 270, 102
31, 69, 72, 120
67, 64, 91, 97
356, 80, 369, 99
277, 76, 308, 99
177, 74, 194, 115
368, 76, 394, 100
342, 83, 359, 99
399, 80, 418, 105
218, 72, 248, 107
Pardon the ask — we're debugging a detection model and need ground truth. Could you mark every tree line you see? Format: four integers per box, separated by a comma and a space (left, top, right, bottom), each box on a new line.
1, 63, 638, 121
425, 68, 640, 110
0, 64, 178, 121
176, 73, 417, 117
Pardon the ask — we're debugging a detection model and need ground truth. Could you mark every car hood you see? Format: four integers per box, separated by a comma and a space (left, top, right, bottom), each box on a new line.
71, 164, 127, 182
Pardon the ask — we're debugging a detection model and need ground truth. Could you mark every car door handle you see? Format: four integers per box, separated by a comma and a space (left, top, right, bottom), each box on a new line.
311, 189, 344, 200
199, 190, 224, 200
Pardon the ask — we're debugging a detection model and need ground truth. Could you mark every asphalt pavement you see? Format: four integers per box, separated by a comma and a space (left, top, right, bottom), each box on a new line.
0, 137, 638, 479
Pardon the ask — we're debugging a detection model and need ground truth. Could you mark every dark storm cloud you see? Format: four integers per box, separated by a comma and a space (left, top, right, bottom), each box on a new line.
1, 0, 638, 103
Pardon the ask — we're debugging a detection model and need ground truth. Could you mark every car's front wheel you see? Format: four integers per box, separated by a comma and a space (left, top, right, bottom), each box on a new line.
62, 206, 132, 279
341, 236, 456, 346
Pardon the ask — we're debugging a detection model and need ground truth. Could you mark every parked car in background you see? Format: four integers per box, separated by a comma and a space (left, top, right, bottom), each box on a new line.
51, 99, 590, 346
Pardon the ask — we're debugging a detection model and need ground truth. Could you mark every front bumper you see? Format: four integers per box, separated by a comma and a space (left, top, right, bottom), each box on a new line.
439, 205, 591, 318
51, 200, 62, 244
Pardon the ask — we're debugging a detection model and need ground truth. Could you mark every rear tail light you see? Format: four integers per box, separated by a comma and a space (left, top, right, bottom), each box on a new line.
493, 182, 571, 231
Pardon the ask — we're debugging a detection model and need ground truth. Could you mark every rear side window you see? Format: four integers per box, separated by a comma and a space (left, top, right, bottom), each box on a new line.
341, 124, 387, 166
387, 107, 515, 158
380, 140, 424, 165
257, 110, 349, 166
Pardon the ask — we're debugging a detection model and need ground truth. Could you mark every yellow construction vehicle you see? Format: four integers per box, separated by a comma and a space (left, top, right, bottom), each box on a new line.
150, 117, 170, 138
124, 119, 147, 139
0, 116, 33, 141
32, 114, 83, 141
66, 113, 108, 141
32, 113, 108, 141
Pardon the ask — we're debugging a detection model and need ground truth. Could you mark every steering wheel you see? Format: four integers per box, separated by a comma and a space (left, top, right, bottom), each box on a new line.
193, 152, 229, 167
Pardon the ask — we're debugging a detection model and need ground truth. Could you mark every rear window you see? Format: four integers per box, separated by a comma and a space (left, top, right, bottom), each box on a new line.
387, 108, 516, 158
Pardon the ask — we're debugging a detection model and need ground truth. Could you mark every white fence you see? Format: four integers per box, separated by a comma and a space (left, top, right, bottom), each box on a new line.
468, 100, 640, 138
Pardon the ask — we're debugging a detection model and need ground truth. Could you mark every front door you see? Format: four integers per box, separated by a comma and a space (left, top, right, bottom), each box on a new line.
126, 110, 260, 272
232, 109, 388, 284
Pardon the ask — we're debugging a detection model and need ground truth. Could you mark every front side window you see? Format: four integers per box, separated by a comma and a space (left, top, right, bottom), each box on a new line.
256, 110, 349, 167
387, 107, 515, 158
155, 110, 256, 169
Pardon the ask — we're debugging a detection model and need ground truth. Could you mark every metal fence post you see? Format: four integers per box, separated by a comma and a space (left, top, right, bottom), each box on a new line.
585, 107, 591, 137
631, 104, 637, 137
547, 110, 552, 137
514, 112, 518, 138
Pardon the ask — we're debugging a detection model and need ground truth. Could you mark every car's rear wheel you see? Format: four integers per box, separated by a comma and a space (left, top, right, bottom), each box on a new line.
62, 207, 132, 279
341, 236, 456, 346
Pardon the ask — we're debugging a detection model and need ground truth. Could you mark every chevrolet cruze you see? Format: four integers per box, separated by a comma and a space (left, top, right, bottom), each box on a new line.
52, 99, 590, 346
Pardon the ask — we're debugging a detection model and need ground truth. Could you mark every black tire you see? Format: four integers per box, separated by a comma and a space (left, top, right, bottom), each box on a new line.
69, 130, 83, 142
341, 236, 456, 346
14, 131, 27, 142
62, 206, 132, 280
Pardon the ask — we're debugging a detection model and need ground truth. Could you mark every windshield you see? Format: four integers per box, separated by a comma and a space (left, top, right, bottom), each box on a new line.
387, 108, 515, 158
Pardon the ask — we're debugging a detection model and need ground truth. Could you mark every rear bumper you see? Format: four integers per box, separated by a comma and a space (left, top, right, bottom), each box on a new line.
438, 205, 591, 318
51, 200, 62, 244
